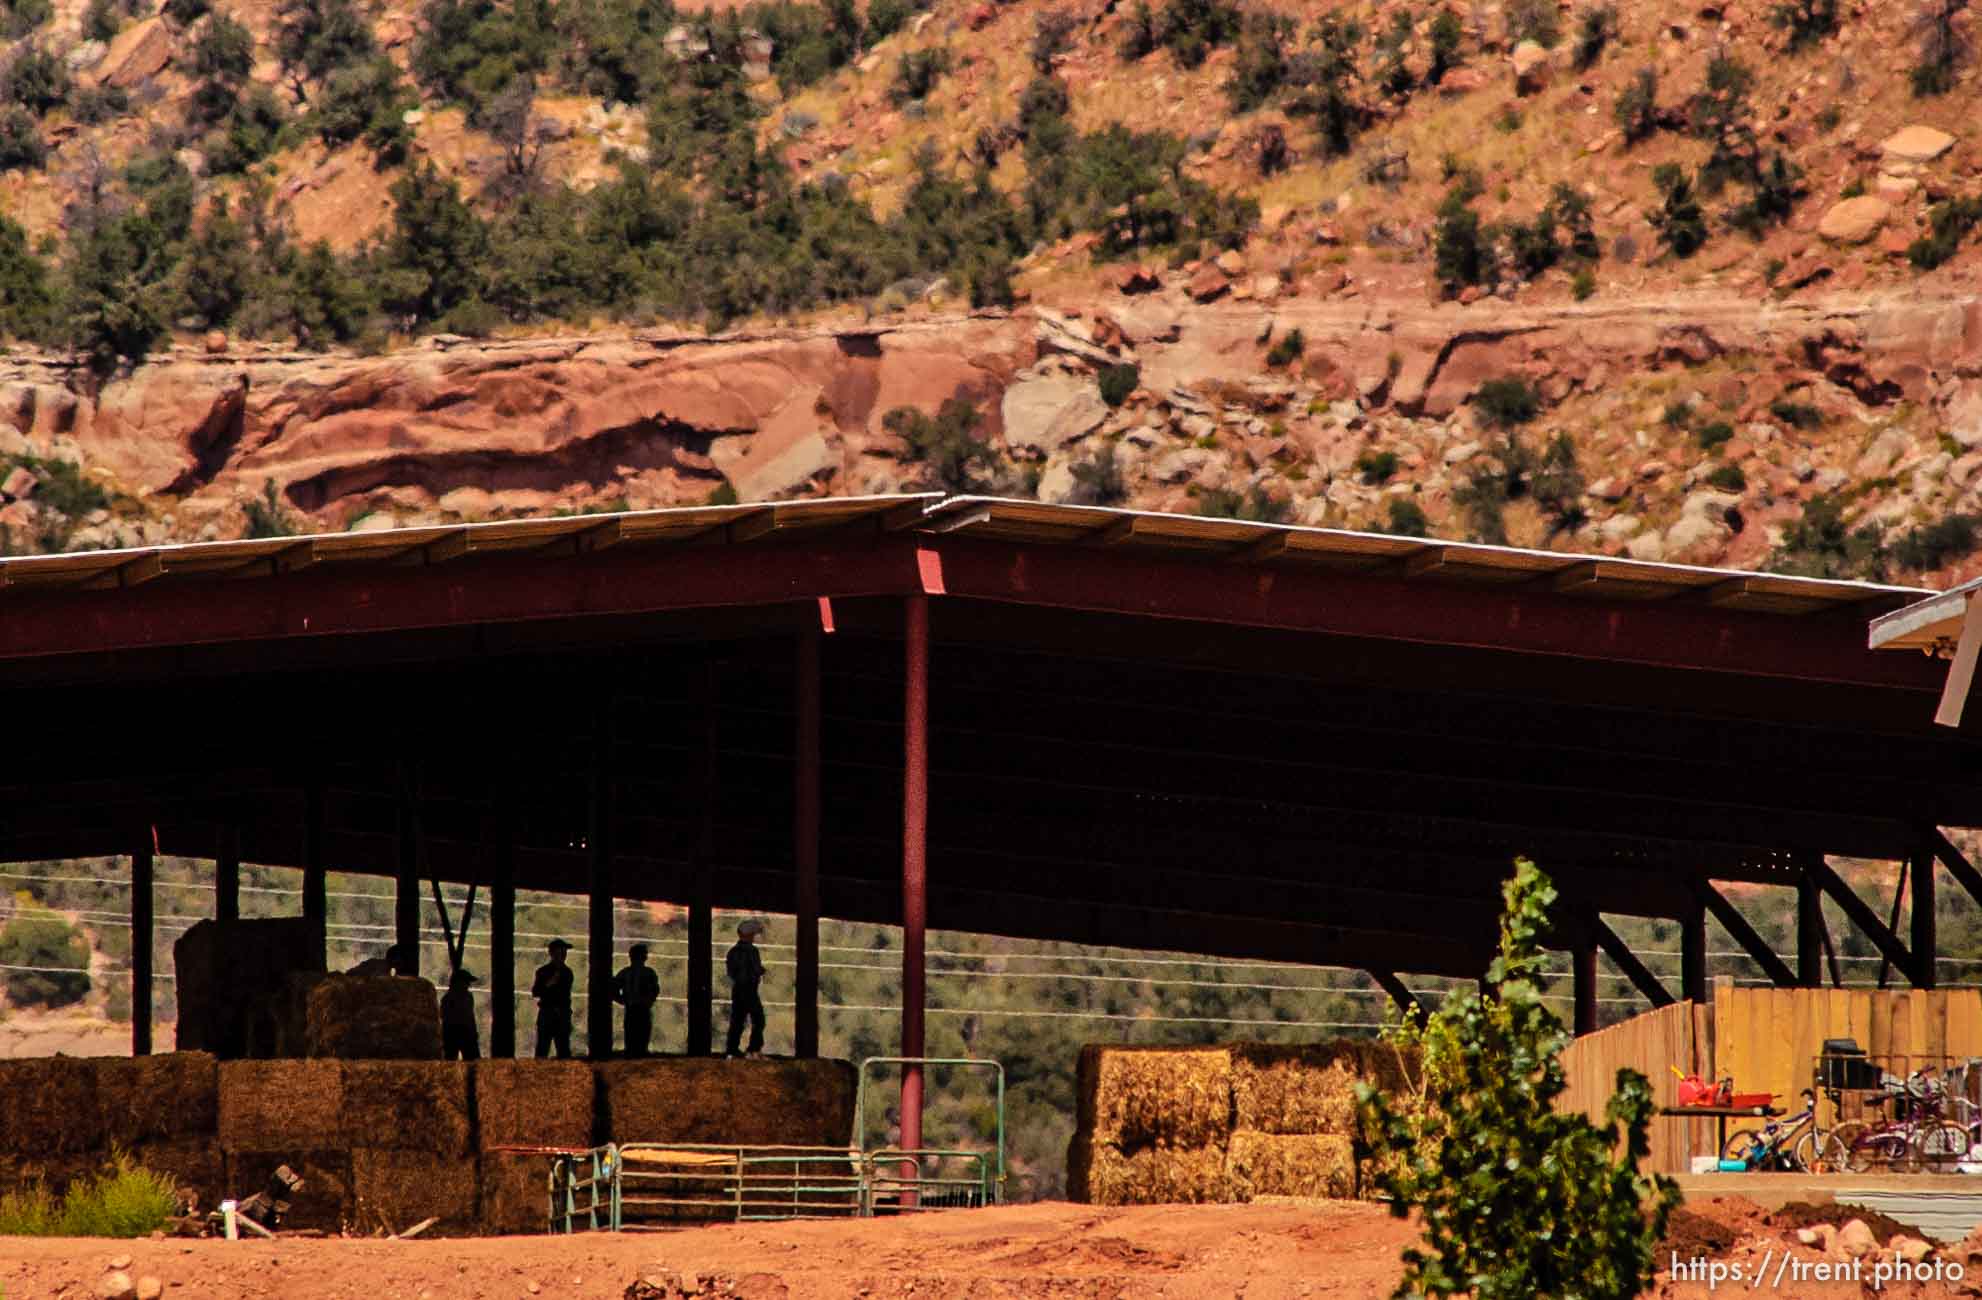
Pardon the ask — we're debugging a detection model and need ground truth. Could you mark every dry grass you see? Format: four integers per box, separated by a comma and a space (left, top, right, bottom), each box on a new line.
1226, 1131, 1356, 1200
474, 1060, 598, 1149
1228, 1041, 1362, 1136
306, 975, 443, 1060
1076, 1044, 1234, 1149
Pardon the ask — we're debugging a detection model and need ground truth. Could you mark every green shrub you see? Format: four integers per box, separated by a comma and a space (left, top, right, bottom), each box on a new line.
1384, 497, 1430, 537
1771, 0, 1836, 51
1427, 9, 1462, 83
1031, 8, 1076, 73
81, 0, 121, 40
1533, 432, 1586, 531
1893, 513, 1981, 571
1908, 195, 1982, 270
1912, 0, 1964, 96
1, 0, 51, 37
1158, 0, 1241, 69
1696, 421, 1734, 450
1571, 267, 1595, 299
70, 82, 128, 123
1434, 183, 1495, 292
1224, 10, 1290, 112
314, 56, 414, 162
1361, 860, 1679, 1300
1572, 3, 1616, 69
884, 398, 996, 492
705, 482, 739, 506
0, 904, 90, 1007
243, 479, 296, 538
4, 45, 68, 113
889, 47, 950, 104
1661, 401, 1691, 428
162, 0, 209, 22
1097, 363, 1139, 407
1357, 449, 1399, 484
276, 0, 374, 85
1614, 67, 1658, 143
0, 104, 42, 171
0, 214, 51, 338
1120, 0, 1157, 59
1706, 463, 1747, 491
1768, 493, 1887, 580
1769, 398, 1821, 429
1264, 326, 1304, 368
1192, 484, 1290, 523
1472, 377, 1539, 428
0, 1151, 176, 1237
1068, 443, 1127, 505
1649, 163, 1708, 257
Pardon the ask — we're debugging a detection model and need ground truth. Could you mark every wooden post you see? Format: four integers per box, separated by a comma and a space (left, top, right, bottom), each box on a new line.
901, 595, 930, 1174
303, 781, 327, 931
492, 806, 516, 1059
1913, 848, 1938, 990
395, 764, 420, 980
1572, 932, 1598, 1037
215, 824, 239, 925
132, 832, 153, 1057
687, 661, 717, 1057
794, 623, 821, 1060
1681, 901, 1708, 1003
588, 712, 616, 1058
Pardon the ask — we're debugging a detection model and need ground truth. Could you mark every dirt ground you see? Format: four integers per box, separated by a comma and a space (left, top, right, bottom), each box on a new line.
6, 1194, 1982, 1300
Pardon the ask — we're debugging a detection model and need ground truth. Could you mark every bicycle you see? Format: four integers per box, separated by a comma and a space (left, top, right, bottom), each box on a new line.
1829, 1069, 1970, 1172
1722, 1090, 1838, 1172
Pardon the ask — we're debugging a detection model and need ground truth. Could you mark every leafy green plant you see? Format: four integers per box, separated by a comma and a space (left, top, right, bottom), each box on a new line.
1384, 497, 1430, 537
4, 45, 69, 113
1031, 8, 1076, 73
1505, 0, 1559, 48
1097, 363, 1140, 407
1265, 327, 1305, 368
1707, 463, 1747, 491
1434, 181, 1495, 292
1908, 195, 1982, 269
884, 399, 996, 492
1912, 0, 1965, 96
889, 47, 950, 104
1068, 443, 1128, 505
1427, 10, 1463, 83
1357, 449, 1399, 484
0, 1151, 177, 1237
1649, 163, 1708, 257
1472, 377, 1539, 428
0, 904, 90, 1008
1771, 0, 1837, 51
0, 0, 51, 37
1614, 67, 1658, 143
1361, 860, 1680, 1300
243, 479, 296, 538
1769, 398, 1822, 429
1893, 513, 1981, 571
0, 105, 43, 171
1571, 267, 1595, 300
1697, 421, 1734, 450
1572, 3, 1616, 69
1768, 493, 1888, 579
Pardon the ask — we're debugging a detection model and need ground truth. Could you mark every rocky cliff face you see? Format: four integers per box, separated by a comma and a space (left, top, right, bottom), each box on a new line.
8, 284, 1982, 582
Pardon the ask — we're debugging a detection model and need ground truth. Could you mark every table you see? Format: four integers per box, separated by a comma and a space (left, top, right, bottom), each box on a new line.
1658, 1104, 1784, 1166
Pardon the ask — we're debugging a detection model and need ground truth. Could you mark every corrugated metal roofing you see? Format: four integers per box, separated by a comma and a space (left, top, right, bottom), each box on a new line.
0, 492, 1929, 618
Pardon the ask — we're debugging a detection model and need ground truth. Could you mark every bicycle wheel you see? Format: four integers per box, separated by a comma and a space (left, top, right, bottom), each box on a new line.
1721, 1129, 1767, 1168
1832, 1121, 1891, 1173
1793, 1127, 1849, 1174
1916, 1122, 1970, 1172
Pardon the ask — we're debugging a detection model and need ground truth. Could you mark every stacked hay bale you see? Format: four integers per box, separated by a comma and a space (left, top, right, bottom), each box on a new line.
1225, 1042, 1363, 1200
597, 1058, 857, 1224
0, 1056, 107, 1197
343, 1061, 477, 1235
1068, 1039, 1420, 1206
305, 975, 442, 1060
474, 1060, 597, 1234
95, 1052, 223, 1211
218, 1060, 352, 1231
1066, 1046, 1237, 1205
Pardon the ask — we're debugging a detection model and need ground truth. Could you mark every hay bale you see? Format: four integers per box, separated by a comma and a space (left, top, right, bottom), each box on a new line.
96, 1053, 219, 1146
478, 1152, 555, 1235
175, 917, 326, 1059
475, 1060, 597, 1149
0, 1057, 104, 1155
351, 1149, 478, 1236
225, 1149, 352, 1233
340, 1062, 472, 1156
1229, 1041, 1364, 1136
217, 1060, 344, 1149
1226, 1131, 1356, 1200
306, 975, 442, 1060
130, 1140, 226, 1214
1064, 1133, 1234, 1206
1075, 1045, 1232, 1149
1354, 1039, 1419, 1097
597, 1058, 855, 1147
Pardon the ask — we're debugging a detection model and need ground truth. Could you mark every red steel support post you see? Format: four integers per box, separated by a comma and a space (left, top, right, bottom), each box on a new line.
133, 833, 153, 1056
901, 594, 930, 1195
795, 623, 822, 1060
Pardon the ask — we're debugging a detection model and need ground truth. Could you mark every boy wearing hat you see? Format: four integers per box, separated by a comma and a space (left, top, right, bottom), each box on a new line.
724, 919, 767, 1058
532, 938, 574, 1059
613, 942, 661, 1058
441, 966, 480, 1061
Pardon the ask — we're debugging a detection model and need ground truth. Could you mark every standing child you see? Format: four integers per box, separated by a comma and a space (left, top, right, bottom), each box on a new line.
724, 919, 766, 1058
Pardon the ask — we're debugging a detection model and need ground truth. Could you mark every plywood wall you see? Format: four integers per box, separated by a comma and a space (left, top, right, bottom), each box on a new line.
1556, 1000, 1717, 1175
1711, 983, 1982, 1113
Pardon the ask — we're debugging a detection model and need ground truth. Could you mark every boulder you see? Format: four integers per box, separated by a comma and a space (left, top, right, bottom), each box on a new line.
1000, 373, 1109, 457
708, 388, 841, 501
1438, 67, 1489, 94
1112, 264, 1160, 294
1215, 250, 1247, 276
1188, 266, 1230, 302
1891, 1236, 1934, 1264
1818, 196, 1891, 245
1881, 125, 1956, 164
1838, 1219, 1878, 1259
1511, 40, 1549, 93
95, 17, 172, 90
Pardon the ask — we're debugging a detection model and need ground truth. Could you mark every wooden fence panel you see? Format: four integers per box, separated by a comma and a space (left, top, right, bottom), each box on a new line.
1711, 984, 1982, 1114
1556, 1000, 1714, 1175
